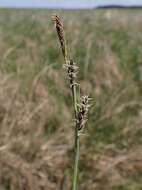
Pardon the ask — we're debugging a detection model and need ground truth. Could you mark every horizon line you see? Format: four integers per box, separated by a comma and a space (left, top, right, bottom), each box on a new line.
0, 5, 142, 9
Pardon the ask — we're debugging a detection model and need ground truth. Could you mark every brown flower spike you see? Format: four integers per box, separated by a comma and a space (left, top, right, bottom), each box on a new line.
52, 14, 67, 59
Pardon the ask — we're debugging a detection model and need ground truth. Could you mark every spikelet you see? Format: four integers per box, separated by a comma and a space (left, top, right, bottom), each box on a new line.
76, 95, 90, 130
63, 59, 78, 88
52, 14, 67, 60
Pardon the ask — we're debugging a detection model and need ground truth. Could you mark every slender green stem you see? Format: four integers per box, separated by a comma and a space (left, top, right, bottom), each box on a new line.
71, 84, 80, 190
72, 128, 80, 190
64, 47, 80, 189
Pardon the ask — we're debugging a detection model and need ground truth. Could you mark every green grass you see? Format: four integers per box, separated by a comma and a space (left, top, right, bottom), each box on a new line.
0, 9, 142, 190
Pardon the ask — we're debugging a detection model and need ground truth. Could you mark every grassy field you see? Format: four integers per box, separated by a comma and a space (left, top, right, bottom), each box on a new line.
0, 9, 142, 190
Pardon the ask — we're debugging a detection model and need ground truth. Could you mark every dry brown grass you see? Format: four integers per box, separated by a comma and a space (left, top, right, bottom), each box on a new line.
0, 72, 72, 190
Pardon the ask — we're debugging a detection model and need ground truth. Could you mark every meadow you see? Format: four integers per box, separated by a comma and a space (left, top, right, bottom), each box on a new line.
0, 9, 142, 190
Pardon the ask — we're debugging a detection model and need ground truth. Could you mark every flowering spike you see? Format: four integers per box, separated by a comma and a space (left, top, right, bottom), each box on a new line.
52, 14, 67, 59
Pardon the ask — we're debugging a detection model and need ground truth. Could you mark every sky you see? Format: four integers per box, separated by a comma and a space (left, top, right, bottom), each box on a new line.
0, 0, 142, 8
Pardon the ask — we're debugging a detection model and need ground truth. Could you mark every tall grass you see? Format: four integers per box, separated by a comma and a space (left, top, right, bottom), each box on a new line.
52, 14, 90, 190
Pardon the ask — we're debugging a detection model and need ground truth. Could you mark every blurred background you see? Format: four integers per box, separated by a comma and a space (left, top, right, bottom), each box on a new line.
0, 1, 142, 190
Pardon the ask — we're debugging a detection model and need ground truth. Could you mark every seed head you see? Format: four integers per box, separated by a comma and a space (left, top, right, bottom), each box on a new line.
63, 59, 78, 88
52, 14, 67, 59
76, 95, 90, 130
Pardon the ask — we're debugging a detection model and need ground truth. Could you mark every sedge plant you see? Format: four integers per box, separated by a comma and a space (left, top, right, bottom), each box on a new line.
52, 15, 90, 190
